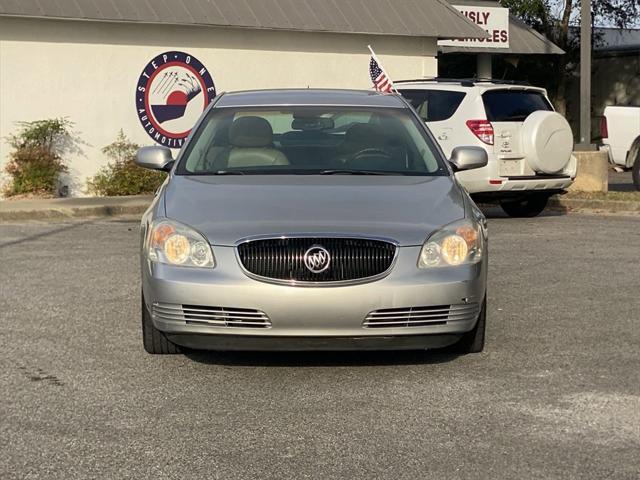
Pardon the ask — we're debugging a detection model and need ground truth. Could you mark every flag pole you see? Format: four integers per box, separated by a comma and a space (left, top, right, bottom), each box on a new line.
368, 45, 397, 93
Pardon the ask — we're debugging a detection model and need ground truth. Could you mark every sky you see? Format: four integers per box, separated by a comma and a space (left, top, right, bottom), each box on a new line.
546, 0, 640, 28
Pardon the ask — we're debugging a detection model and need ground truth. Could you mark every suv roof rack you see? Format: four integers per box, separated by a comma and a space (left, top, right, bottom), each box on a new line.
394, 77, 531, 87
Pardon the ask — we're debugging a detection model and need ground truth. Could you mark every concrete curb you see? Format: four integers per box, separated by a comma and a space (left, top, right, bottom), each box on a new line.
0, 196, 153, 222
0, 204, 150, 222
549, 196, 640, 214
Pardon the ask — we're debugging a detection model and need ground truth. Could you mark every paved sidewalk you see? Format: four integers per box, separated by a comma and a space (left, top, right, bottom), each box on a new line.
0, 195, 153, 221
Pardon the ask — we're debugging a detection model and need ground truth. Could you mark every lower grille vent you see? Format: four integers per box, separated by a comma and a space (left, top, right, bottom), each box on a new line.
363, 303, 480, 328
152, 303, 271, 328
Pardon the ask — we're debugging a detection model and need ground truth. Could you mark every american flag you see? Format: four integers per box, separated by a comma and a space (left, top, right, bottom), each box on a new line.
369, 56, 393, 93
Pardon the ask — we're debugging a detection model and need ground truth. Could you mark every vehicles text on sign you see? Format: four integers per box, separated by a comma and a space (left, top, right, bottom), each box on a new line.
438, 6, 510, 49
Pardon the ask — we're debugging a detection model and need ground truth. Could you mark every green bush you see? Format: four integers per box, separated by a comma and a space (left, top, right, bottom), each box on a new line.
3, 118, 74, 197
88, 131, 166, 196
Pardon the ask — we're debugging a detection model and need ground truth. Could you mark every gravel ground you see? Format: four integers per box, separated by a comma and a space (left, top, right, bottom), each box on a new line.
0, 213, 638, 479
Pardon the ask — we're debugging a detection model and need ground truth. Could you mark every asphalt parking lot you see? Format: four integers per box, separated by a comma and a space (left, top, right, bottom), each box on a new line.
1, 212, 639, 479
609, 170, 636, 192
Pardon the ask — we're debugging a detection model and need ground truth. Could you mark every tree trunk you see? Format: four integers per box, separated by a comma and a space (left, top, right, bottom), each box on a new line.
552, 0, 574, 117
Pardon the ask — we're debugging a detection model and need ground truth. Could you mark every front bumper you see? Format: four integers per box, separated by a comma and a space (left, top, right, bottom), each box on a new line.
164, 333, 464, 351
142, 246, 487, 351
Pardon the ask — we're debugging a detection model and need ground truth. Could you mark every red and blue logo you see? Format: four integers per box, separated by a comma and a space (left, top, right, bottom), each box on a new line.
136, 51, 216, 148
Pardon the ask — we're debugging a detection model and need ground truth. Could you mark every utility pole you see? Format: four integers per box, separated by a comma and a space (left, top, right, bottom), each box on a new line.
577, 0, 595, 150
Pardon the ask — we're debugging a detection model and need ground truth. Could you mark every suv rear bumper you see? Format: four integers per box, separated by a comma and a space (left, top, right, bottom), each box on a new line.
456, 155, 576, 195
465, 175, 573, 196
600, 144, 628, 168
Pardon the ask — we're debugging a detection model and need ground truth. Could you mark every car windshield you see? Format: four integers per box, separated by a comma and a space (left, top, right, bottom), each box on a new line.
176, 106, 447, 176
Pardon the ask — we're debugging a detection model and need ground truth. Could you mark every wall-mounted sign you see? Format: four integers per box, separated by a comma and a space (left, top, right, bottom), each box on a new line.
136, 51, 216, 148
438, 6, 510, 49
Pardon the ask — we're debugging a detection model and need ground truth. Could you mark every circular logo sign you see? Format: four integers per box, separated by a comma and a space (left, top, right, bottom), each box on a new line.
303, 246, 331, 274
136, 51, 216, 148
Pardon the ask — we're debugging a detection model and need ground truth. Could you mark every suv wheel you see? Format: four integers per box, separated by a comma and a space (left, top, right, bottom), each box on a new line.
446, 297, 486, 354
500, 194, 549, 218
141, 294, 181, 354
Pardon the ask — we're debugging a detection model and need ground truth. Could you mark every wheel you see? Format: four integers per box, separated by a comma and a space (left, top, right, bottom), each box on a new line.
500, 194, 549, 218
446, 297, 486, 354
632, 152, 640, 191
141, 294, 181, 354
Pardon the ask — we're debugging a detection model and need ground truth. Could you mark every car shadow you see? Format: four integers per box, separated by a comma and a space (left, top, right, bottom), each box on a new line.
183, 349, 461, 367
479, 205, 568, 219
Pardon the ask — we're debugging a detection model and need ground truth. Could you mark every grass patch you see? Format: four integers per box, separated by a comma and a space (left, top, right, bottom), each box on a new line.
563, 191, 640, 202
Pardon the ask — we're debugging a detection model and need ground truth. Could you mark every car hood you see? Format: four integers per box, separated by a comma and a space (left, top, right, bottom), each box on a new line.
163, 175, 465, 246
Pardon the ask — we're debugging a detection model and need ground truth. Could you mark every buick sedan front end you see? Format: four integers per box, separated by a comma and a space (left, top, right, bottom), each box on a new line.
136, 89, 489, 354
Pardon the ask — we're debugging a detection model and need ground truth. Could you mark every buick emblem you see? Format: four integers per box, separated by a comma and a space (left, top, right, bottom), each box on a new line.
303, 246, 331, 274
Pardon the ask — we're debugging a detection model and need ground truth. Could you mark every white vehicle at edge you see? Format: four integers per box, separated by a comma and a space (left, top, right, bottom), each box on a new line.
397, 79, 577, 217
601, 105, 640, 190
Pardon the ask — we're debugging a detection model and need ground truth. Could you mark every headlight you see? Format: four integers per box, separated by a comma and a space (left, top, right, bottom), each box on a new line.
146, 219, 215, 268
418, 219, 484, 268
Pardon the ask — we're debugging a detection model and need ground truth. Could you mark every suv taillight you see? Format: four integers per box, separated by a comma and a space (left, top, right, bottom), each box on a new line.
466, 120, 494, 145
599, 116, 608, 139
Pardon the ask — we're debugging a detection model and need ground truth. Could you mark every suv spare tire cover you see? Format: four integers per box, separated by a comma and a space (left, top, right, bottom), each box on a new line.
521, 111, 573, 174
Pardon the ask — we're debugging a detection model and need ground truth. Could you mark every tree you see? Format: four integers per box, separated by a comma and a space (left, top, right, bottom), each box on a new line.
500, 0, 640, 115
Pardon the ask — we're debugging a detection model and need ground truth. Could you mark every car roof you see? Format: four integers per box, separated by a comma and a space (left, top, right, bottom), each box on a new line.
214, 89, 408, 108
395, 80, 546, 94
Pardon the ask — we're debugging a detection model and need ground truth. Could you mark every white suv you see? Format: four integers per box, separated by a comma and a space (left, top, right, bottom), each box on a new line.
397, 80, 577, 217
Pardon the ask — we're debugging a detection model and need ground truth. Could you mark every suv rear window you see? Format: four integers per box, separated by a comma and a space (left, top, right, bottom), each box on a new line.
482, 90, 552, 122
399, 90, 466, 122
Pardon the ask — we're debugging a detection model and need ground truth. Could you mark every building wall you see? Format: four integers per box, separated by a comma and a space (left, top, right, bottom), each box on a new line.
592, 52, 640, 111
0, 17, 437, 196
567, 51, 640, 141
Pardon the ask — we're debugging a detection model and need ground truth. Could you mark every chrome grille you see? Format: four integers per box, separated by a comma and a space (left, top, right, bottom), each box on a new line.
363, 303, 480, 328
152, 303, 271, 328
237, 237, 396, 283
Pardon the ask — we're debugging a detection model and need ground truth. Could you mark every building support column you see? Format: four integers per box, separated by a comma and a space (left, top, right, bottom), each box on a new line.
476, 53, 492, 79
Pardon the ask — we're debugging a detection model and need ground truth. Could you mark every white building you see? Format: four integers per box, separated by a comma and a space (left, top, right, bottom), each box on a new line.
0, 0, 486, 196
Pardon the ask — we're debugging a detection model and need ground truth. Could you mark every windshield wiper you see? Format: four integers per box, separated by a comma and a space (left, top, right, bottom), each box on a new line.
212, 170, 246, 175
318, 169, 397, 176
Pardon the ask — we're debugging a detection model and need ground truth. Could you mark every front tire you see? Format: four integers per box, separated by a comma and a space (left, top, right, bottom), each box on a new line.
446, 298, 486, 354
632, 152, 640, 191
500, 194, 549, 218
141, 294, 181, 354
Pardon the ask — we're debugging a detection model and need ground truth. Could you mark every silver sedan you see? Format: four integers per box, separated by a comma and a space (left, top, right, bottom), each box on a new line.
136, 89, 489, 354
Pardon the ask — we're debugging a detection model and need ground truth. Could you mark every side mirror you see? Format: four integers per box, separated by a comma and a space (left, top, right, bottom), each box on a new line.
449, 146, 488, 172
135, 146, 174, 172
